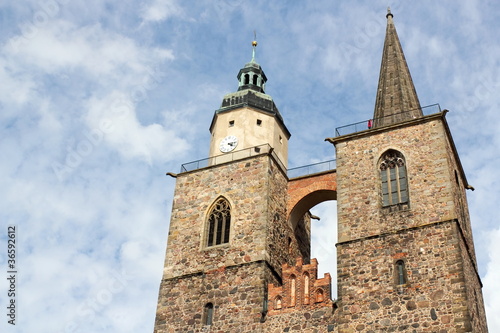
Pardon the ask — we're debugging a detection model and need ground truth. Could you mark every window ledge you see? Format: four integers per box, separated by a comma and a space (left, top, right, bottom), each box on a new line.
382, 202, 410, 213
204, 243, 231, 251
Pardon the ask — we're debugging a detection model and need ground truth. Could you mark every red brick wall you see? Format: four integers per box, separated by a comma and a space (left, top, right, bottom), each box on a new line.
287, 171, 337, 227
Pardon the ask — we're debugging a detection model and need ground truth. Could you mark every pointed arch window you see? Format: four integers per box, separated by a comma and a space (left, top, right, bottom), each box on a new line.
379, 150, 408, 207
315, 289, 324, 303
206, 197, 231, 247
275, 296, 282, 310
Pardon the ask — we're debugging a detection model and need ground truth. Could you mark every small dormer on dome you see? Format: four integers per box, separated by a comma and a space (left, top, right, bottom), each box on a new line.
237, 40, 267, 93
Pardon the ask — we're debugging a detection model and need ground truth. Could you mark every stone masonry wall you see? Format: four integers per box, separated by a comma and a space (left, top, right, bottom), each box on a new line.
155, 261, 269, 333
335, 221, 471, 332
265, 156, 298, 272
335, 118, 458, 242
442, 125, 488, 331
458, 232, 488, 332
155, 153, 298, 332
332, 116, 487, 332
162, 154, 288, 280
443, 124, 477, 262
154, 114, 488, 332
294, 213, 311, 264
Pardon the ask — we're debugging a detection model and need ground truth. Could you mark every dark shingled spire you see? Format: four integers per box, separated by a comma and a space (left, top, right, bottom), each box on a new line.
372, 8, 422, 128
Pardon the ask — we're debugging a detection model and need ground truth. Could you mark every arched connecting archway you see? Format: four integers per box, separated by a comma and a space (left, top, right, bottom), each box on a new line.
288, 190, 337, 230
288, 171, 337, 229
287, 171, 337, 269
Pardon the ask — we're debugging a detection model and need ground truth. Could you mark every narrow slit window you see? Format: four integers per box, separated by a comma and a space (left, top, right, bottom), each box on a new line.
290, 275, 296, 307
229, 120, 234, 127
396, 260, 407, 285
203, 303, 214, 325
256, 119, 262, 126
303, 272, 310, 304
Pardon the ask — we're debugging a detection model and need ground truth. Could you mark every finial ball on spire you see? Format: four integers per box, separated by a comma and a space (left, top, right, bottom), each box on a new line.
386, 7, 393, 19
250, 31, 258, 62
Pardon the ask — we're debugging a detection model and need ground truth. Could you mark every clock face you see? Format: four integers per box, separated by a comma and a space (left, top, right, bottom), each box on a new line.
219, 135, 238, 153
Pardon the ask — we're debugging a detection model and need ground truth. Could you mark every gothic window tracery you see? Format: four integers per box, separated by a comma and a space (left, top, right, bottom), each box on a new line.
206, 197, 231, 247
379, 150, 408, 207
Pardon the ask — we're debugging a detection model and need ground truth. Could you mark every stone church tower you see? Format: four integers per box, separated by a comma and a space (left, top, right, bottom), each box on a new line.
153, 10, 488, 333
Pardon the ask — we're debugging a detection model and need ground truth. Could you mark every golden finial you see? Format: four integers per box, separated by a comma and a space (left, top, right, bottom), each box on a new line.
251, 30, 258, 62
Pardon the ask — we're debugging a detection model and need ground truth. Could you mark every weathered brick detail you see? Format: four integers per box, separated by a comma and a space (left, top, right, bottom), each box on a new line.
286, 172, 337, 266
287, 171, 337, 218
268, 257, 334, 315
287, 172, 337, 256
264, 258, 337, 332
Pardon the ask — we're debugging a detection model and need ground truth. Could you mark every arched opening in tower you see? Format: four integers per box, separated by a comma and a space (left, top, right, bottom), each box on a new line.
288, 188, 338, 298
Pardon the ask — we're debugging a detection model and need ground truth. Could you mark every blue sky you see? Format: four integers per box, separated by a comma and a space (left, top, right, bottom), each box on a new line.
0, 1, 499, 332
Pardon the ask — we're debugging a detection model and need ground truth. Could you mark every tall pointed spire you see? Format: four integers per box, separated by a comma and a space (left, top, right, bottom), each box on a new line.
372, 8, 422, 127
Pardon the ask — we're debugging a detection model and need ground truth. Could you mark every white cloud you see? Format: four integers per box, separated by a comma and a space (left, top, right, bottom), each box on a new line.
6, 20, 174, 82
0, 62, 35, 107
3, 17, 184, 166
85, 91, 189, 163
140, 0, 183, 22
